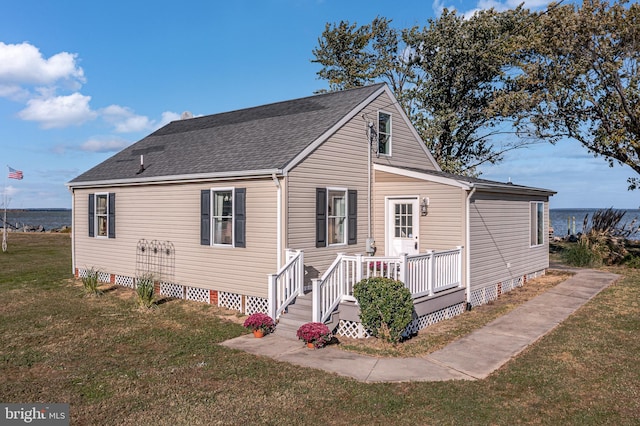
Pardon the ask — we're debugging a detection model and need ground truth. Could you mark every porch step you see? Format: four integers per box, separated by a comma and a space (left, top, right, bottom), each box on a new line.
274, 293, 313, 340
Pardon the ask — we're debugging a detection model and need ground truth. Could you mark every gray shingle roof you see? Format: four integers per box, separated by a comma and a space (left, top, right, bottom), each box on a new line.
70, 84, 386, 184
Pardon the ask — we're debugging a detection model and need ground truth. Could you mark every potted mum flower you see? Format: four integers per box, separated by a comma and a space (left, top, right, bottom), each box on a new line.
243, 313, 276, 338
296, 322, 332, 349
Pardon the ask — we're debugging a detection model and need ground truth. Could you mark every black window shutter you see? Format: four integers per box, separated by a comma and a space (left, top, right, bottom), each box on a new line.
348, 189, 357, 245
88, 194, 95, 237
108, 193, 116, 238
316, 188, 327, 248
234, 188, 246, 248
200, 189, 210, 245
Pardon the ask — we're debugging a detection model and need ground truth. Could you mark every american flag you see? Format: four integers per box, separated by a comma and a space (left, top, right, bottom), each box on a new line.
8, 166, 23, 180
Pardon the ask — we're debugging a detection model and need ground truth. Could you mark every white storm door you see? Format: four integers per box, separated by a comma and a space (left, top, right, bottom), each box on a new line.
387, 198, 420, 257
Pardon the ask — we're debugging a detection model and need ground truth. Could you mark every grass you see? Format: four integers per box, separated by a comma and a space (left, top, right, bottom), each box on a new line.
1, 233, 639, 425
338, 270, 573, 357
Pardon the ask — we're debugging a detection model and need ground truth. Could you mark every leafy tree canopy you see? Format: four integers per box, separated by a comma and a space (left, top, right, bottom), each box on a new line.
312, 0, 640, 186
514, 0, 640, 189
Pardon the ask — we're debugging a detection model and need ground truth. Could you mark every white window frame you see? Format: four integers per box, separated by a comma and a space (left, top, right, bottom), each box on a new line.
94, 192, 109, 238
378, 110, 392, 156
530, 201, 545, 247
327, 187, 348, 246
211, 187, 235, 247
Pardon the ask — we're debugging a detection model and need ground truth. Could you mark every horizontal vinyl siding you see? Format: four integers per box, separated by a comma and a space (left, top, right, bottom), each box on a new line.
287, 106, 371, 276
374, 171, 465, 253
368, 92, 438, 171
73, 178, 277, 298
469, 192, 549, 290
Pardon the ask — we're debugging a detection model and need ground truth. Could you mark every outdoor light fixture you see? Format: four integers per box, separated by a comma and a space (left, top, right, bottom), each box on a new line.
421, 197, 429, 216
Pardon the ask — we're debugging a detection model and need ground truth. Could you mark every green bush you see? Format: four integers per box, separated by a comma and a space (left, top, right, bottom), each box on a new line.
135, 273, 156, 309
563, 238, 602, 267
624, 255, 640, 269
82, 267, 102, 296
353, 277, 414, 343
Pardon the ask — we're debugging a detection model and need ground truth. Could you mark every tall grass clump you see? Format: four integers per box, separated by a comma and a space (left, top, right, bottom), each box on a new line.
563, 238, 602, 267
578, 208, 640, 265
82, 267, 102, 296
135, 273, 155, 308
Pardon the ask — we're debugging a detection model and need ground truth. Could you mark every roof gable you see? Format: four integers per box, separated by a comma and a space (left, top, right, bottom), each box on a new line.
69, 84, 387, 186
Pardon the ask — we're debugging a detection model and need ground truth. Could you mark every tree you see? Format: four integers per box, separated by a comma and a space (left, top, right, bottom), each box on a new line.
404, 8, 536, 175
515, 0, 640, 189
311, 17, 415, 109
312, 10, 538, 176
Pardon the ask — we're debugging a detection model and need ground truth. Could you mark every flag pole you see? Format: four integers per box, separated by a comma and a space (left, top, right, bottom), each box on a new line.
2, 166, 7, 253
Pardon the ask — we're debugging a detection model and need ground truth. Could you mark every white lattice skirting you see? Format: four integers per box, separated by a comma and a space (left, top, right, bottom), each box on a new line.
334, 302, 467, 339
245, 296, 270, 315
75, 268, 269, 315
186, 286, 210, 303
334, 320, 371, 339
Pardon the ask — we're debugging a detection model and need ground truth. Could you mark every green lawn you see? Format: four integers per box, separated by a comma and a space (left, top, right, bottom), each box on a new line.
1, 233, 638, 425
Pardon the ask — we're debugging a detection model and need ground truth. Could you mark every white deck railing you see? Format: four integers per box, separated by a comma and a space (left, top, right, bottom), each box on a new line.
312, 246, 463, 323
268, 249, 304, 320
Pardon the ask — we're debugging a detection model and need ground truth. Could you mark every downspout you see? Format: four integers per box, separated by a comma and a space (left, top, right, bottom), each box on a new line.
271, 173, 282, 268
465, 185, 477, 305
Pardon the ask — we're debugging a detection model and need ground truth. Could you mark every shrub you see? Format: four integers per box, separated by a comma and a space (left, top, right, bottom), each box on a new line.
82, 267, 102, 296
243, 313, 276, 334
353, 277, 414, 343
578, 208, 639, 265
135, 273, 155, 309
296, 322, 332, 348
563, 238, 602, 267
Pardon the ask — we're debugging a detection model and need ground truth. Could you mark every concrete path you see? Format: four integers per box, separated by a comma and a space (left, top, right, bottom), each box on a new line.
220, 268, 619, 383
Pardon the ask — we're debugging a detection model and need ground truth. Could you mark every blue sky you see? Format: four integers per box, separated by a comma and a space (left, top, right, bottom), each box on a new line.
0, 0, 637, 209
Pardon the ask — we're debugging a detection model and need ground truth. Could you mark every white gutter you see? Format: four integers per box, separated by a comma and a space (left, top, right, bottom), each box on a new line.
272, 173, 282, 268
466, 185, 477, 305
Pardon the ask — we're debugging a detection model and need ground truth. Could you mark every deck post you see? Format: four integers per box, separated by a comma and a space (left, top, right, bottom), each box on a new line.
427, 250, 435, 296
398, 253, 407, 285
456, 246, 463, 287
268, 273, 277, 319
311, 278, 321, 322
355, 253, 363, 285
297, 250, 305, 297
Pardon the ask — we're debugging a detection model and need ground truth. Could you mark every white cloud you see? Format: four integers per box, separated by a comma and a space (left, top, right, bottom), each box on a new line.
79, 137, 131, 153
434, 0, 554, 18
0, 42, 85, 86
18, 93, 97, 128
101, 104, 153, 133
159, 111, 181, 127
2, 185, 19, 198
0, 84, 29, 101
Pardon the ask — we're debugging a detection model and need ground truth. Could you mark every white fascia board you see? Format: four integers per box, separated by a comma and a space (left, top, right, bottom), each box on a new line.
374, 164, 472, 190
66, 168, 283, 189
379, 85, 442, 172
474, 184, 557, 197
282, 85, 387, 174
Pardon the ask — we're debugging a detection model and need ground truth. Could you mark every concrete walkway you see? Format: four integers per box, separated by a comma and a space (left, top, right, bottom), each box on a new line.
220, 268, 619, 383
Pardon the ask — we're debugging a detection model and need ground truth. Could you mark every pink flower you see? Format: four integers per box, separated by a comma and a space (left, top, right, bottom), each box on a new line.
243, 313, 276, 334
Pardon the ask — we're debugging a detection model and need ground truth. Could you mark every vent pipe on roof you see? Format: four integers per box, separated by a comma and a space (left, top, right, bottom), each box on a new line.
137, 155, 145, 174
181, 111, 194, 120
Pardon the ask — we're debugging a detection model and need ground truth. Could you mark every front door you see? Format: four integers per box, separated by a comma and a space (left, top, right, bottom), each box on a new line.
386, 198, 419, 257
